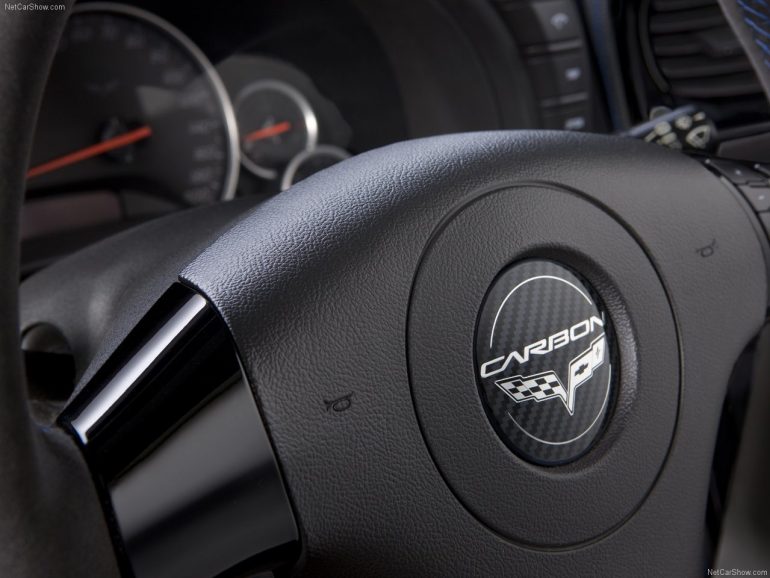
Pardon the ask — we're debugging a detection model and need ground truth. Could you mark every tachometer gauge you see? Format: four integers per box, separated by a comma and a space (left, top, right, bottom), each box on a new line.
235, 79, 318, 179
27, 3, 239, 206
280, 145, 350, 190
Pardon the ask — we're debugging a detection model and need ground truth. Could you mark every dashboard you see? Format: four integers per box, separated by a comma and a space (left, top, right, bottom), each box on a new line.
21, 0, 768, 274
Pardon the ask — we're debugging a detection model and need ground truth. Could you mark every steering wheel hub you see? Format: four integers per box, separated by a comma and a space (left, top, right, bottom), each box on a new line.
408, 183, 679, 546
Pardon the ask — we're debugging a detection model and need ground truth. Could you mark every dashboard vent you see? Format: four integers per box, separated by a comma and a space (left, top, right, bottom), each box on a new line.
643, 0, 764, 103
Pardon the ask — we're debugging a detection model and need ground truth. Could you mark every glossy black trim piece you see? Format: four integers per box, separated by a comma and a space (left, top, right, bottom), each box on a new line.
60, 284, 299, 578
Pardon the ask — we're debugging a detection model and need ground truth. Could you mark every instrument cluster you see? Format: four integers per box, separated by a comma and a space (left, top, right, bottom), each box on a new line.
23, 2, 354, 271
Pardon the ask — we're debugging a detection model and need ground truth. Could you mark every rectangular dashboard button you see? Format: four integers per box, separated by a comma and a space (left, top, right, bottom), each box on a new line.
528, 51, 587, 98
498, 0, 582, 45
542, 104, 589, 131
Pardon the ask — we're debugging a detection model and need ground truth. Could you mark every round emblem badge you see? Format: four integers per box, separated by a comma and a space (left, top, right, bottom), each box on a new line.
475, 260, 615, 465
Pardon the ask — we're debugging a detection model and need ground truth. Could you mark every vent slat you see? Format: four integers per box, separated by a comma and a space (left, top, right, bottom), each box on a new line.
652, 35, 703, 57
649, 6, 725, 35
658, 55, 754, 79
652, 27, 744, 57
651, 0, 715, 12
669, 73, 763, 98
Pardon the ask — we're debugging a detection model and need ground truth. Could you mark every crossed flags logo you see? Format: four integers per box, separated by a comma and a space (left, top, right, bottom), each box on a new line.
495, 334, 606, 415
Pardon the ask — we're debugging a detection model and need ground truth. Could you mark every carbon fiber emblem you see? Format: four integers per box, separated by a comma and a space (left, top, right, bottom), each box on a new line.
475, 260, 614, 465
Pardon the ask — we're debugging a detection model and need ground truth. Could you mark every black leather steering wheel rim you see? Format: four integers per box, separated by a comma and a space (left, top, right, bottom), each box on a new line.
3, 3, 770, 577
0, 2, 120, 576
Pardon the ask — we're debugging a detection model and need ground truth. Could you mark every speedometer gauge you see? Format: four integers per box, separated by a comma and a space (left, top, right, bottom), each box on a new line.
27, 3, 239, 205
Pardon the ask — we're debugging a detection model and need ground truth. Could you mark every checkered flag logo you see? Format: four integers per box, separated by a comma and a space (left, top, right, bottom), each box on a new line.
495, 371, 568, 406
494, 334, 607, 416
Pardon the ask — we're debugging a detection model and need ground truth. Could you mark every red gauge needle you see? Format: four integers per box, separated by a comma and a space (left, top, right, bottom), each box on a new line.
26, 124, 152, 180
243, 121, 292, 143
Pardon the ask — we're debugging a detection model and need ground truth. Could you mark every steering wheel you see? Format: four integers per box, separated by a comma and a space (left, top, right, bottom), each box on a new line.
3, 2, 770, 576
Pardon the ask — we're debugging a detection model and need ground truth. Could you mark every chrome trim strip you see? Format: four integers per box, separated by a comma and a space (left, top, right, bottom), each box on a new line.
70, 294, 207, 442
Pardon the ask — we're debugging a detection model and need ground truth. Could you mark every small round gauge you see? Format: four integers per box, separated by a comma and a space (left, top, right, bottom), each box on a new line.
235, 80, 318, 179
27, 3, 239, 205
280, 145, 351, 190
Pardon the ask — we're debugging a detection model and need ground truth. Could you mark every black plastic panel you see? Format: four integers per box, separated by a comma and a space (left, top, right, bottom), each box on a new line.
61, 284, 299, 578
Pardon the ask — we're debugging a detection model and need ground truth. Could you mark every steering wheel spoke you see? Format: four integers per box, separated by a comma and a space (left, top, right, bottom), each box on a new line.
60, 283, 299, 577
